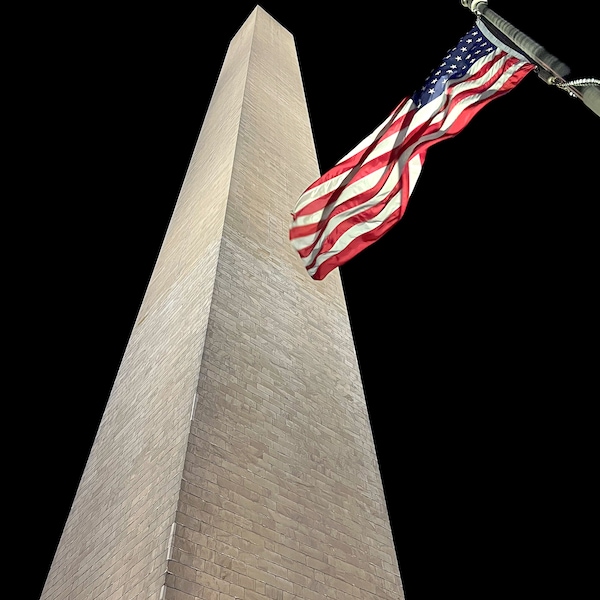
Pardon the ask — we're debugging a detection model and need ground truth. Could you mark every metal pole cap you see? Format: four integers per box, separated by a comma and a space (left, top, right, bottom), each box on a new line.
461, 0, 488, 13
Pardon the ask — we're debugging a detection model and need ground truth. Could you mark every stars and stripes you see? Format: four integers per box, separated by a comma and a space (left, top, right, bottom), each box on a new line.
289, 19, 535, 280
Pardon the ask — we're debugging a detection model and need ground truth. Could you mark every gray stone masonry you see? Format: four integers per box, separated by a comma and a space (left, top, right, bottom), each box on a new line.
40, 6, 404, 600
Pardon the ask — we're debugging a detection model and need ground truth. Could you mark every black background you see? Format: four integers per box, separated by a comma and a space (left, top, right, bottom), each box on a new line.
25, 2, 598, 599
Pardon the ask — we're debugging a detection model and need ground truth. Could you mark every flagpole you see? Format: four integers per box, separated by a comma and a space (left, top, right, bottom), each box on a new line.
461, 1, 600, 117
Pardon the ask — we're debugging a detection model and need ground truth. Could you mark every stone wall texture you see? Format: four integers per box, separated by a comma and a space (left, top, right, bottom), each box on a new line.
40, 7, 404, 600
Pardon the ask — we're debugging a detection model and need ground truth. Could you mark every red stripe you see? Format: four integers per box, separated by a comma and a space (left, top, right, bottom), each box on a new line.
304, 154, 417, 271
295, 100, 416, 211
290, 49, 535, 279
291, 106, 421, 239
299, 140, 417, 260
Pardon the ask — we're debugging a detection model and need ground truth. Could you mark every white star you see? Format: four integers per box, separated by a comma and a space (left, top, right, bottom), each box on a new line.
461, 46, 468, 52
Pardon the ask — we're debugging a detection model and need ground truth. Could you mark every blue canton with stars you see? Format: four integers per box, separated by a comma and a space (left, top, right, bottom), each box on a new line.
411, 25, 497, 108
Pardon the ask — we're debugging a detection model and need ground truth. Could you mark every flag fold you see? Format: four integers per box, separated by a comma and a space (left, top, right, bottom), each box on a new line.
289, 18, 535, 280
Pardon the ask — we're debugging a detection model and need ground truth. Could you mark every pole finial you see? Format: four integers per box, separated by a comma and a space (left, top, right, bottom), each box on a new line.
461, 0, 488, 14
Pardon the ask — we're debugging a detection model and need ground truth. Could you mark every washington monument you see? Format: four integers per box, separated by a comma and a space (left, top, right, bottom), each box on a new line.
40, 7, 404, 599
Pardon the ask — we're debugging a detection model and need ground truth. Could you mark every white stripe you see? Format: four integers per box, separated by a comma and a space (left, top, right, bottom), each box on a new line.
301, 159, 407, 267
294, 95, 447, 259
308, 154, 424, 277
294, 95, 444, 234
304, 143, 424, 270
336, 100, 414, 163
292, 102, 415, 215
308, 188, 403, 276
294, 47, 530, 276
443, 55, 524, 129
300, 85, 471, 266
410, 51, 519, 138
293, 164, 390, 230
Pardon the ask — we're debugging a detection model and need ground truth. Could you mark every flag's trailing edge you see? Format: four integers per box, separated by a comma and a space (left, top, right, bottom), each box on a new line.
289, 18, 535, 280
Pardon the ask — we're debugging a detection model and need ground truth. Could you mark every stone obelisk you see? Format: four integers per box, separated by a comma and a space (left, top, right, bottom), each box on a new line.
40, 6, 404, 600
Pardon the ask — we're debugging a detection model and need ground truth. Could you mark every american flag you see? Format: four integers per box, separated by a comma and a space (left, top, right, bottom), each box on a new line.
289, 18, 535, 280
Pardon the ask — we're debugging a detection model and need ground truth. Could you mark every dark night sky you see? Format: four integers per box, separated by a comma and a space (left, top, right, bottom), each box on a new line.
27, 2, 598, 599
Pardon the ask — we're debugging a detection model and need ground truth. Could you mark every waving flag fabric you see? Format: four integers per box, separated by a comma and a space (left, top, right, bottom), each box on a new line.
290, 18, 535, 280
